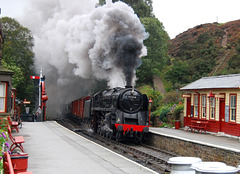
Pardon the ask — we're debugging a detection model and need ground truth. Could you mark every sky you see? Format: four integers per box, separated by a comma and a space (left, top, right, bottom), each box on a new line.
0, 0, 240, 39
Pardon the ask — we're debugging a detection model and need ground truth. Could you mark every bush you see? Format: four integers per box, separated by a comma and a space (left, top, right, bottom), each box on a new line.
161, 91, 181, 105
152, 105, 170, 121
138, 85, 162, 111
172, 104, 184, 120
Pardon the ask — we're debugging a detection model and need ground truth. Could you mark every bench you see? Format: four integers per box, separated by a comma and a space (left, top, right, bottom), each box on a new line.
188, 120, 208, 134
7, 116, 19, 133
7, 125, 25, 153
4, 152, 32, 174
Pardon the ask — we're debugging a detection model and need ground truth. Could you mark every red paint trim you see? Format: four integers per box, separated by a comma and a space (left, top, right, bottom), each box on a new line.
115, 124, 148, 134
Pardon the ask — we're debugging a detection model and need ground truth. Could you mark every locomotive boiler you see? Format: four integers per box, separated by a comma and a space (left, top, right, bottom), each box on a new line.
68, 86, 150, 142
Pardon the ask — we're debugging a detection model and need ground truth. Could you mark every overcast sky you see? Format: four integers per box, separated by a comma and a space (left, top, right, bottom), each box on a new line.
0, 0, 240, 39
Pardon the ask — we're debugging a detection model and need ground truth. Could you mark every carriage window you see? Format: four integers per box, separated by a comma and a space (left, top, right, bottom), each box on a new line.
0, 83, 6, 112
230, 94, 236, 122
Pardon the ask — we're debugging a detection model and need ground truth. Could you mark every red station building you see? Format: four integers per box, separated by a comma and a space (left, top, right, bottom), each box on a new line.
181, 74, 240, 137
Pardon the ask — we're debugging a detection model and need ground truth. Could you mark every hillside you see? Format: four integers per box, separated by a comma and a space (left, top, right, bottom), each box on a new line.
166, 20, 240, 88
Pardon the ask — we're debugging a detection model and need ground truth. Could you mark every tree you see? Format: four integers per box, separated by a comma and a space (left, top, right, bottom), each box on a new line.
1, 17, 36, 106
137, 17, 169, 85
98, 0, 154, 18
165, 60, 191, 86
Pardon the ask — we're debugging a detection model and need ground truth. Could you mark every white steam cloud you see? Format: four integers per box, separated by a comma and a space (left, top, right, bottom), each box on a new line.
20, 0, 148, 115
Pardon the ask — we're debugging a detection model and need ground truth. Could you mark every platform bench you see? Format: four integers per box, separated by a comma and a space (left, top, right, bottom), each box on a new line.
188, 120, 208, 134
7, 125, 25, 153
7, 116, 19, 133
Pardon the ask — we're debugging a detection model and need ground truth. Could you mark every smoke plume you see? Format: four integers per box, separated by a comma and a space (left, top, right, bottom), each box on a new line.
20, 0, 148, 115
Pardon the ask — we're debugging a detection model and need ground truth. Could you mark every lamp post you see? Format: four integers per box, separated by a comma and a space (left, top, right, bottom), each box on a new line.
149, 98, 153, 127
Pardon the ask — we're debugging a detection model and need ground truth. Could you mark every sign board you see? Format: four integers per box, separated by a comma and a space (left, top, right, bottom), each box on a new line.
182, 94, 191, 98
225, 105, 229, 122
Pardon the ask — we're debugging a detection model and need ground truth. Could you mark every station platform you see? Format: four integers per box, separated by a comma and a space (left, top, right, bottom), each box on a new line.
150, 127, 240, 153
13, 121, 157, 174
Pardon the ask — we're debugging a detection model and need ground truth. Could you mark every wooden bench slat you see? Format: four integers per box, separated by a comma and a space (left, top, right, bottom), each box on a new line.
14, 136, 25, 143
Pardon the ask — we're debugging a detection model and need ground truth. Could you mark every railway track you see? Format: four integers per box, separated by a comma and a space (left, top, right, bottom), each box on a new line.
56, 116, 174, 174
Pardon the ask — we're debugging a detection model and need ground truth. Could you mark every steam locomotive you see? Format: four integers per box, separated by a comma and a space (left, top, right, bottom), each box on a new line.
66, 86, 150, 142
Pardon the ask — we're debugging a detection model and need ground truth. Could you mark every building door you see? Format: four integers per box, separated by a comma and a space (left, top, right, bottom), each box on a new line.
219, 98, 225, 132
185, 97, 191, 126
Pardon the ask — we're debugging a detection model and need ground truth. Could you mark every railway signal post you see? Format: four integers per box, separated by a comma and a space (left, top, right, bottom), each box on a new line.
149, 98, 153, 127
30, 69, 48, 121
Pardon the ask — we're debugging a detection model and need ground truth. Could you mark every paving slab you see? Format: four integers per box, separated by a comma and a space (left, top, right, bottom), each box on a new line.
12, 121, 157, 174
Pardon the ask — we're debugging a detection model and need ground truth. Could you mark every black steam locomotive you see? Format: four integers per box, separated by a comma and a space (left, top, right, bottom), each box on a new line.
67, 86, 150, 142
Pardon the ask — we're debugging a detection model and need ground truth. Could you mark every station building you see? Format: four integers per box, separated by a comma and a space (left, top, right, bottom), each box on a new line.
0, 19, 14, 116
181, 74, 240, 137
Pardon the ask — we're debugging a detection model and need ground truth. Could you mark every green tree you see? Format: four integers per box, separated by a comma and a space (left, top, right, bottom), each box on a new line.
165, 60, 191, 86
98, 0, 154, 18
137, 17, 169, 85
1, 17, 35, 105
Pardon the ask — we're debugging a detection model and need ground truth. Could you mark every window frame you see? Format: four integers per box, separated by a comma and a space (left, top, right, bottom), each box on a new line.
194, 94, 199, 118
201, 94, 207, 119
229, 94, 237, 122
0, 82, 7, 113
209, 96, 215, 120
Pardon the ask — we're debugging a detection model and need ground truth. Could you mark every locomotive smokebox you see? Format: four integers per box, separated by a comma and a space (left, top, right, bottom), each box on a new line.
125, 85, 133, 88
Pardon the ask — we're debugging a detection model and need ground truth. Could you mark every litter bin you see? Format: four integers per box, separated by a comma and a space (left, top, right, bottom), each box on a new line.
175, 120, 181, 129
10, 153, 29, 173
191, 162, 227, 174
194, 164, 238, 174
168, 156, 202, 174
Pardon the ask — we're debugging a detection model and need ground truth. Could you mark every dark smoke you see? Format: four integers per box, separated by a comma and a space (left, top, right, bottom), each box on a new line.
111, 34, 142, 86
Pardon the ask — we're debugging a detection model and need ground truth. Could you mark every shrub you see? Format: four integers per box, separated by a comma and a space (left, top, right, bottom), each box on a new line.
138, 85, 162, 111
152, 105, 170, 121
172, 104, 184, 120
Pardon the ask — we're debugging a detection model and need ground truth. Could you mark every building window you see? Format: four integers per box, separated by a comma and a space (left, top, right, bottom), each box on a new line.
201, 95, 206, 118
194, 95, 198, 117
0, 83, 6, 112
209, 97, 215, 119
230, 94, 236, 122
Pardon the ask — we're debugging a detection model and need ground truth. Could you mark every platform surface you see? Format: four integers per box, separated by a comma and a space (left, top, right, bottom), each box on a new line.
15, 121, 157, 174
150, 127, 240, 152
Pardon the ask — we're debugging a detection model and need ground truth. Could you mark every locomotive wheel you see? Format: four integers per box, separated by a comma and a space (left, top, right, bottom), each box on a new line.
116, 131, 122, 142
97, 126, 101, 135
100, 130, 104, 136
109, 132, 113, 140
